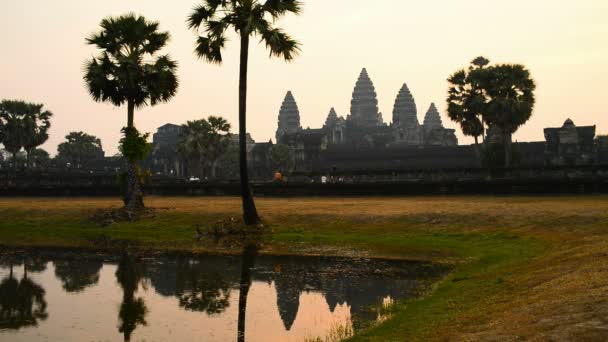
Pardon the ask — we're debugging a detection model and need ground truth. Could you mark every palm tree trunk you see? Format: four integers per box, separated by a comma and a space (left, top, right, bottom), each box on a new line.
504, 132, 512, 168
124, 100, 144, 210
239, 34, 260, 225
127, 101, 135, 129
473, 135, 481, 167
26, 149, 31, 169
237, 245, 257, 342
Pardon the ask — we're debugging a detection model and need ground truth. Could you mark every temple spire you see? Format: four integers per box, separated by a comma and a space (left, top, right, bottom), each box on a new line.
423, 103, 443, 130
392, 83, 419, 128
276, 91, 302, 142
324, 107, 339, 127
349, 68, 383, 127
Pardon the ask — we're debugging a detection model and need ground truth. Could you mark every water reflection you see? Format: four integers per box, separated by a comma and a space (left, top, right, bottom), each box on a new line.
54, 259, 103, 293
237, 244, 258, 342
0, 253, 447, 341
0, 264, 48, 330
116, 254, 148, 342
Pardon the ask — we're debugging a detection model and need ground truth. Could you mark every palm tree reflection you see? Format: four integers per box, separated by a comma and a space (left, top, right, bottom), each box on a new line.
237, 244, 258, 342
0, 264, 48, 330
115, 254, 147, 342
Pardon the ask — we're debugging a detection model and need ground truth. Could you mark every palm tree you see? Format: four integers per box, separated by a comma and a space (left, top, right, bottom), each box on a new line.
178, 117, 231, 179
84, 14, 178, 209
483, 64, 536, 167
447, 57, 490, 162
205, 116, 232, 178
178, 120, 211, 178
188, 0, 302, 225
22, 104, 52, 169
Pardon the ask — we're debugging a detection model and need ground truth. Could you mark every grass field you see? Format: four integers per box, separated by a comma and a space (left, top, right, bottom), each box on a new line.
1, 196, 607, 340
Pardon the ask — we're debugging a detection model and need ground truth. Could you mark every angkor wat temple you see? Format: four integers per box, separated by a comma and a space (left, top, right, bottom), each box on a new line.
144, 68, 607, 180
277, 68, 457, 151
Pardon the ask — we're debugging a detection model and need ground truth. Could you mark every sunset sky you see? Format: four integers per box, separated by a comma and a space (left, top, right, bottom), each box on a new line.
1, 0, 607, 155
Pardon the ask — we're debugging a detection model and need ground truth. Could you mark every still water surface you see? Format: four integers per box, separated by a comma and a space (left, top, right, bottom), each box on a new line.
0, 253, 446, 341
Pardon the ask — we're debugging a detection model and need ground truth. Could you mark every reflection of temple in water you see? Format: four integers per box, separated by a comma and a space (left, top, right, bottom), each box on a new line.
1, 254, 446, 339
145, 255, 446, 332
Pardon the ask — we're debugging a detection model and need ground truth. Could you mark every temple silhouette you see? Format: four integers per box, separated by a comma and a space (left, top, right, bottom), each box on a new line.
145, 68, 605, 180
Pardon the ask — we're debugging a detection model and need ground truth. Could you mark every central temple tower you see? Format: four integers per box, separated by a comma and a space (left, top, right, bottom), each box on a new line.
392, 83, 423, 145
348, 68, 384, 128
276, 91, 302, 143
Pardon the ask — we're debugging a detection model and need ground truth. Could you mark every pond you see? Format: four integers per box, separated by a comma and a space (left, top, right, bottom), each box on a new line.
0, 251, 448, 342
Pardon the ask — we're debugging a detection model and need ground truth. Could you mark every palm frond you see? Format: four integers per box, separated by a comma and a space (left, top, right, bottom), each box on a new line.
260, 26, 300, 61
263, 0, 302, 18
194, 35, 226, 63
188, 5, 215, 30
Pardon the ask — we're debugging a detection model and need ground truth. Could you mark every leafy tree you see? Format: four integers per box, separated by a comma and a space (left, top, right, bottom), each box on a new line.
447, 57, 489, 160
483, 64, 536, 167
0, 100, 52, 169
178, 116, 231, 179
270, 144, 295, 174
56, 131, 104, 168
216, 143, 240, 180
188, 0, 302, 225
29, 148, 50, 168
84, 14, 178, 210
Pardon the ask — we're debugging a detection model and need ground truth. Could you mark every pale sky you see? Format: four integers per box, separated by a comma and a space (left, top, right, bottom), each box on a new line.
1, 0, 607, 155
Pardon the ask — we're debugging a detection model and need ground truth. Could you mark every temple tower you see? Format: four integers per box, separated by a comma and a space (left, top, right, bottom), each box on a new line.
348, 68, 383, 127
324, 108, 339, 127
423, 103, 443, 132
392, 83, 419, 128
324, 108, 346, 145
276, 91, 302, 143
392, 83, 422, 145
422, 102, 458, 146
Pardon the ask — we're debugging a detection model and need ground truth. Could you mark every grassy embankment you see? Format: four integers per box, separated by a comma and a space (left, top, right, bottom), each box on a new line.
1, 196, 607, 340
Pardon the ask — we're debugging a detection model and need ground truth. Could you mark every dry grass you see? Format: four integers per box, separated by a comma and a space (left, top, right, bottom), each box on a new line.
439, 237, 608, 341
2, 195, 606, 218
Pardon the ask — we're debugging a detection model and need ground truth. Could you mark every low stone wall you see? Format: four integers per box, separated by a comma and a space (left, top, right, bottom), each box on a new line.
2, 165, 608, 197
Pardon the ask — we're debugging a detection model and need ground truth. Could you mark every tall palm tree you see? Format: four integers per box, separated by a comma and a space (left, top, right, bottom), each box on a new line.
188, 0, 302, 225
483, 64, 536, 167
23, 104, 52, 169
84, 14, 178, 209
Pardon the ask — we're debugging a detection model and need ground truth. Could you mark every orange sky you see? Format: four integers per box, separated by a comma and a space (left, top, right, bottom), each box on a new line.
1, 0, 607, 155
